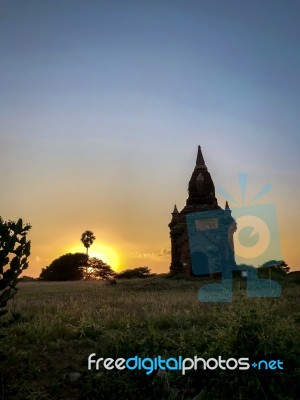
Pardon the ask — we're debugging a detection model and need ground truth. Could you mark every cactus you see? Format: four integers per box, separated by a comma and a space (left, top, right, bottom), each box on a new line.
0, 217, 31, 316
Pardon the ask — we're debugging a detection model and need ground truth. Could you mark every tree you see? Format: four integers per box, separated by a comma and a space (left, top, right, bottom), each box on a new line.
0, 217, 31, 316
258, 260, 290, 277
86, 257, 116, 280
39, 253, 88, 281
81, 230, 96, 256
116, 267, 154, 279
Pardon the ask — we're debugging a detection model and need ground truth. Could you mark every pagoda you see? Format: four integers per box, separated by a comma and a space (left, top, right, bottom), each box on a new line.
169, 146, 236, 277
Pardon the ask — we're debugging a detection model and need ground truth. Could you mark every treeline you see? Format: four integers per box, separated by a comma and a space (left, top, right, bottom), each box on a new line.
38, 254, 293, 282
39, 253, 155, 281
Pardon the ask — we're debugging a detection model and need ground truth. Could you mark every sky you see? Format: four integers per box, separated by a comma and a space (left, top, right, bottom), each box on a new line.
0, 0, 299, 277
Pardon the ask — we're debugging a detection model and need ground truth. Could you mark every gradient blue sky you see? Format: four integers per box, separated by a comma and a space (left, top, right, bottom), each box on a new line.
1, 0, 299, 276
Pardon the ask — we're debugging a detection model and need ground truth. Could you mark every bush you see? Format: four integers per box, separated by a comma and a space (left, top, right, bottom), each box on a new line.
288, 270, 300, 284
19, 276, 36, 282
39, 253, 88, 281
116, 267, 154, 279
0, 217, 31, 316
258, 260, 290, 278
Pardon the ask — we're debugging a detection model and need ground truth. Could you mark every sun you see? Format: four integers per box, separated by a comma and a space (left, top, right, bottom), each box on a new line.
68, 242, 121, 271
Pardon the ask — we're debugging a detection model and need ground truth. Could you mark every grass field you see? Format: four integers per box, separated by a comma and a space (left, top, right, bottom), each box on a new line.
0, 276, 299, 399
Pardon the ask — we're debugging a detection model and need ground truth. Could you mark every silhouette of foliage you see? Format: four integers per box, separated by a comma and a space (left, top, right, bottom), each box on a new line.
288, 270, 300, 284
86, 257, 116, 280
39, 253, 88, 281
258, 259, 290, 277
0, 217, 31, 316
81, 230, 96, 256
116, 266, 154, 279
20, 276, 36, 282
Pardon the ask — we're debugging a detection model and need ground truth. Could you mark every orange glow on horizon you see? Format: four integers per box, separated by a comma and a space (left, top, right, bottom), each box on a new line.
68, 243, 121, 271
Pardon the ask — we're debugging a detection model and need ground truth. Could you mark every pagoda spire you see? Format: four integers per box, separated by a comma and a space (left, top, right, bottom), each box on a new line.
182, 145, 219, 212
196, 145, 206, 167
225, 201, 230, 210
169, 204, 180, 226
172, 204, 179, 214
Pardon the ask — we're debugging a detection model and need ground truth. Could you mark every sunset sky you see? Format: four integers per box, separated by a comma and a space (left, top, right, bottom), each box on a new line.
1, 0, 299, 277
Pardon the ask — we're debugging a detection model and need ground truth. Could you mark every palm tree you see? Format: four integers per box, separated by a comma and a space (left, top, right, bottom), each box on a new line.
81, 230, 96, 256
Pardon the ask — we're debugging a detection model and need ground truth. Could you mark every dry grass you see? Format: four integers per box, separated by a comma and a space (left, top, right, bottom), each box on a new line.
0, 276, 299, 399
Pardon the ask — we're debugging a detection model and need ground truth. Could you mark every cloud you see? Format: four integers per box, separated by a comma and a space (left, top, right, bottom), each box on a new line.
35, 256, 41, 262
130, 248, 171, 259
158, 248, 171, 257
